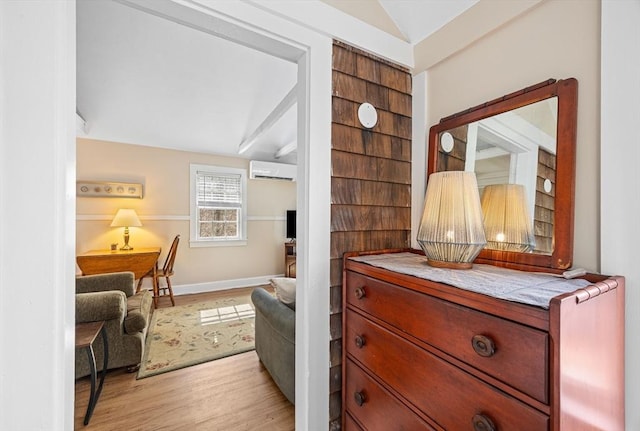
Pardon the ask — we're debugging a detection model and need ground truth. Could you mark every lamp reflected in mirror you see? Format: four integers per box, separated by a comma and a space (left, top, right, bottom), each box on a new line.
428, 78, 578, 270
481, 184, 535, 253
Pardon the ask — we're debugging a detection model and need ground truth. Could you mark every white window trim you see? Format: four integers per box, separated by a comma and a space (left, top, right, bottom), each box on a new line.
189, 163, 248, 247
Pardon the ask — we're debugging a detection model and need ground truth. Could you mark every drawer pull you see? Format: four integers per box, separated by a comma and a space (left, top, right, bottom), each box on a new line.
472, 414, 496, 431
471, 334, 496, 357
354, 391, 366, 407
355, 335, 366, 348
354, 287, 366, 299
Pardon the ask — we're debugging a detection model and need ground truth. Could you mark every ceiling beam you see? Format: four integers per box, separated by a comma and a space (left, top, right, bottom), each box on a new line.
238, 85, 297, 154
275, 140, 297, 159
76, 111, 88, 135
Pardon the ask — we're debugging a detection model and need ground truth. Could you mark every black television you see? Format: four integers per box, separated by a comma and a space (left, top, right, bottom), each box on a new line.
286, 210, 296, 240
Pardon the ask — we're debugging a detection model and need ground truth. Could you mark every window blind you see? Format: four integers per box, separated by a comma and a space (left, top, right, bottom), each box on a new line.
196, 172, 242, 207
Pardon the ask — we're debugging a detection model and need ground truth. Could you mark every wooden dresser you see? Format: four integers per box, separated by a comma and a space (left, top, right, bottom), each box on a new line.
342, 251, 624, 431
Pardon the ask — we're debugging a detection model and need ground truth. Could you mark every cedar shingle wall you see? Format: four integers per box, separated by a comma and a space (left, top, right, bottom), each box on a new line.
329, 41, 412, 430
436, 125, 467, 171
535, 148, 556, 253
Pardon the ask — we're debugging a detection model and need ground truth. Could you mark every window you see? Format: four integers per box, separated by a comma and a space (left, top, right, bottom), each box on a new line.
190, 164, 247, 247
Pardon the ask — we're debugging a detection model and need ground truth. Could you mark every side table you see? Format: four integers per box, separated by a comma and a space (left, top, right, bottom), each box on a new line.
76, 321, 108, 425
284, 241, 296, 278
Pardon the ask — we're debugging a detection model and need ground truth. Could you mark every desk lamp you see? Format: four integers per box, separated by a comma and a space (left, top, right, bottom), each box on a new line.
110, 209, 142, 251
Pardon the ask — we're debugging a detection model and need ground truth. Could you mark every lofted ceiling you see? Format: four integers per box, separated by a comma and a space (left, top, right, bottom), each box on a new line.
76, 0, 478, 164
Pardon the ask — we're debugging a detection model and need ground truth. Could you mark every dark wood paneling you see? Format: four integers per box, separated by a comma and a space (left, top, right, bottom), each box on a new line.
333, 71, 366, 102
330, 338, 342, 367
391, 137, 411, 161
332, 178, 410, 206
369, 230, 411, 251
333, 44, 356, 75
330, 312, 342, 340
331, 232, 370, 259
365, 81, 390, 111
362, 130, 392, 158
389, 89, 411, 116
330, 231, 410, 261
535, 148, 556, 254
376, 158, 411, 183
332, 98, 358, 127
332, 98, 411, 140
332, 151, 411, 184
330, 258, 343, 286
330, 284, 343, 314
330, 364, 342, 393
394, 113, 412, 139
331, 124, 365, 154
436, 124, 467, 172
330, 392, 342, 422
355, 54, 381, 84
331, 205, 410, 232
331, 40, 411, 430
380, 62, 412, 93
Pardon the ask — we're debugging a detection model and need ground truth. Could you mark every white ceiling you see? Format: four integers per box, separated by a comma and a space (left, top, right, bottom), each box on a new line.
76, 0, 477, 164
379, 0, 478, 43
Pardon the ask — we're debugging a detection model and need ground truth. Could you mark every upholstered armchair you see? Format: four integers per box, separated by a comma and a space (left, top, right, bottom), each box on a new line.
75, 272, 153, 378
251, 286, 295, 404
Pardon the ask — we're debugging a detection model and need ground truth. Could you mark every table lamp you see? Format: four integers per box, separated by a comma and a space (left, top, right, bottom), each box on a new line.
481, 184, 536, 252
417, 171, 486, 269
110, 209, 142, 251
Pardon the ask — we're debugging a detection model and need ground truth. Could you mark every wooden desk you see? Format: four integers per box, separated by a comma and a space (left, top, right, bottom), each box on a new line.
76, 247, 161, 280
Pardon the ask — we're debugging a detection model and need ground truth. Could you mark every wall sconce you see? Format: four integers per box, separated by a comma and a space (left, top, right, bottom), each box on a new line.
110, 209, 142, 250
481, 184, 536, 252
417, 171, 486, 269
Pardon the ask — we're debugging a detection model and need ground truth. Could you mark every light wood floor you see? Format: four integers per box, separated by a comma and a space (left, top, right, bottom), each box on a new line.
74, 287, 294, 430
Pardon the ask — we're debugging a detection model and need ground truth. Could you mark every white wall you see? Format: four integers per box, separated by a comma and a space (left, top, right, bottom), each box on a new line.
76, 139, 296, 291
421, 0, 601, 271
417, 0, 638, 426
601, 1, 640, 428
0, 1, 76, 429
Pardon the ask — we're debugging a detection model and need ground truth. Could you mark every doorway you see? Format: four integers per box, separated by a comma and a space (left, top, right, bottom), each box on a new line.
75, 0, 332, 429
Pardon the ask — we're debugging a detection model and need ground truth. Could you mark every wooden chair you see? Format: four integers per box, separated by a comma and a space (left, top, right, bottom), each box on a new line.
137, 235, 180, 307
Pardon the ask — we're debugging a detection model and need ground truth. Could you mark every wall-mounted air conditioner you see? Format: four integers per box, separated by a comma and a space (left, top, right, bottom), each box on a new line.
249, 160, 297, 181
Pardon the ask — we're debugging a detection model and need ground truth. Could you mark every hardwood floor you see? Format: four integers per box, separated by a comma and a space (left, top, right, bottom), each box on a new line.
74, 287, 294, 430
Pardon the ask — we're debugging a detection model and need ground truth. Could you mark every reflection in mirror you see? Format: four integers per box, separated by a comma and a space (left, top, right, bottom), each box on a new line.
428, 78, 578, 270
481, 183, 536, 252
438, 98, 558, 255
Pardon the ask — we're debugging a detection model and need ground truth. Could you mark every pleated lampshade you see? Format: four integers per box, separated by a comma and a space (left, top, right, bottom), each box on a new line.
481, 184, 536, 253
417, 171, 486, 269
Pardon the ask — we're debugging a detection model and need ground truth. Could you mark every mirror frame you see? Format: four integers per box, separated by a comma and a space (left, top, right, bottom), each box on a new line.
427, 78, 578, 271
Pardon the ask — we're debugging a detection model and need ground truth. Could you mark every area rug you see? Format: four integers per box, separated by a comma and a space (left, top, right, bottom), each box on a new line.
138, 293, 256, 378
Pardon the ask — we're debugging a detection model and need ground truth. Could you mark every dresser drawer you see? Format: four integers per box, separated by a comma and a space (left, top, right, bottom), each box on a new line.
345, 309, 549, 431
345, 358, 437, 431
346, 271, 549, 403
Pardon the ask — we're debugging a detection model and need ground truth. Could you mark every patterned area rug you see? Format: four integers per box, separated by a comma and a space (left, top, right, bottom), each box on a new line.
138, 293, 256, 378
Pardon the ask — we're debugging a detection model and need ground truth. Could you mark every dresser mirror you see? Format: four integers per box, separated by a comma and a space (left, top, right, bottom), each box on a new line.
427, 78, 578, 270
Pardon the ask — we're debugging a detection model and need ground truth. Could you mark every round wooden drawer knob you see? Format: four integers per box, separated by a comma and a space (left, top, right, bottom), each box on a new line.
472, 414, 496, 431
354, 287, 366, 299
355, 335, 366, 348
471, 334, 496, 357
354, 391, 366, 407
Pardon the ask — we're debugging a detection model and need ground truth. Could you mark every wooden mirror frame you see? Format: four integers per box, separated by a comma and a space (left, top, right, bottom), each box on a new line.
427, 78, 578, 271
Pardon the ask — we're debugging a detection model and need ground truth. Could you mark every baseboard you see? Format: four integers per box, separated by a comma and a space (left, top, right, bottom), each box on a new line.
170, 274, 285, 296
